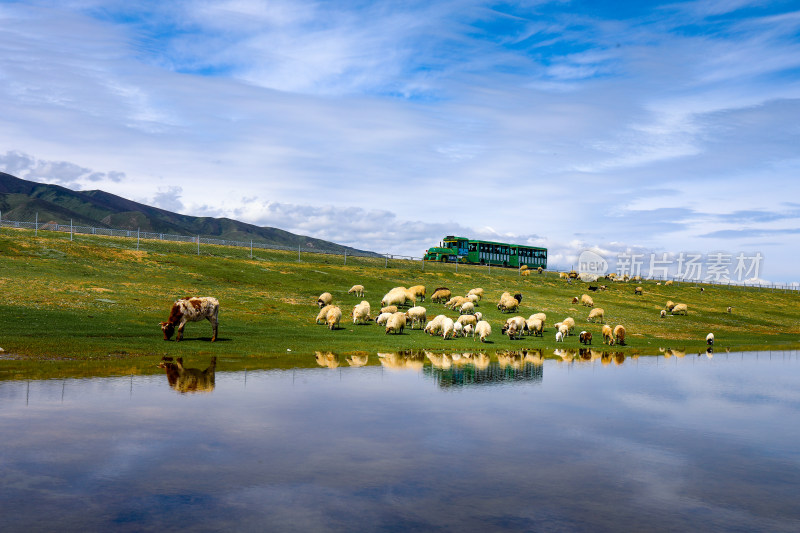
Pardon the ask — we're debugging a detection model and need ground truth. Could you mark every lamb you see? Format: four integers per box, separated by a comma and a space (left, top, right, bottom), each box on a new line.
405, 306, 427, 329
467, 288, 484, 300
463, 323, 474, 337
660, 310, 666, 318
317, 292, 333, 308
587, 308, 605, 323
351, 301, 371, 324
385, 312, 407, 335
326, 306, 342, 330
460, 301, 475, 315
671, 303, 688, 315
613, 324, 626, 345
601, 324, 614, 345
474, 320, 492, 342
160, 297, 219, 342
634, 286, 643, 295
579, 331, 593, 345
562, 317, 576, 335
526, 317, 543, 337
555, 331, 564, 342
441, 317, 455, 340
558, 323, 569, 338
376, 312, 392, 326
316, 304, 333, 324
572, 296, 579, 304
407, 285, 426, 302
381, 305, 398, 314
431, 289, 452, 303
581, 294, 594, 307
348, 284, 365, 297
665, 300, 676, 312
706, 332, 714, 345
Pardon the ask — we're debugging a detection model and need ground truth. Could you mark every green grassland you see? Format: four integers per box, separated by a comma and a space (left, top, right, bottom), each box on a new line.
1, 228, 799, 379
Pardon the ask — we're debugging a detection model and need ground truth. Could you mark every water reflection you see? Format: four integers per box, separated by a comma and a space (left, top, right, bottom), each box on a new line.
425, 350, 544, 388
377, 351, 424, 371
158, 356, 216, 394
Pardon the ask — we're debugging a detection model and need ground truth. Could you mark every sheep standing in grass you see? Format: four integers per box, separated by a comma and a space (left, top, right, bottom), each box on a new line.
556, 331, 564, 342
660, 310, 666, 318
526, 318, 544, 337
581, 294, 594, 307
531, 312, 546, 325
467, 288, 484, 300
318, 292, 333, 308
446, 296, 469, 309
425, 315, 447, 336
671, 303, 688, 315
466, 294, 480, 305
348, 285, 365, 297
376, 312, 392, 326
381, 287, 412, 308
453, 322, 463, 338
381, 305, 398, 314
460, 301, 475, 315
441, 317, 456, 340
497, 292, 520, 313
316, 305, 333, 324
475, 320, 492, 342
666, 301, 676, 312
457, 314, 478, 328
706, 332, 714, 345
562, 317, 576, 335
602, 324, 614, 345
463, 324, 474, 337
352, 301, 371, 324
385, 312, 407, 335
588, 308, 604, 323
634, 286, 643, 295
502, 316, 526, 339
408, 285, 427, 302
665, 280, 673, 286
405, 306, 427, 330
613, 325, 626, 345
558, 323, 569, 339
326, 306, 342, 330
431, 289, 452, 303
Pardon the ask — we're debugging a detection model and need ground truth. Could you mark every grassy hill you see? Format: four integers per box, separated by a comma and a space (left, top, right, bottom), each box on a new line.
0, 172, 377, 255
1, 228, 799, 381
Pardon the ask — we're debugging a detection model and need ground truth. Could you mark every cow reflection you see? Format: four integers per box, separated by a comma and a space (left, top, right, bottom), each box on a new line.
315, 351, 340, 368
158, 357, 216, 394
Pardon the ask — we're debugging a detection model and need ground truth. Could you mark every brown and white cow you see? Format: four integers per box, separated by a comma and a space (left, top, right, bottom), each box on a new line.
160, 297, 219, 341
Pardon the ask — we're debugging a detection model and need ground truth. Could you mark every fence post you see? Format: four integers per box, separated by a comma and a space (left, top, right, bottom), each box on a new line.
35, 212, 38, 237
422, 258, 425, 271
385, 255, 388, 268
137, 228, 140, 251
250, 240, 253, 259
70, 219, 73, 241
298, 244, 301, 262
344, 250, 347, 265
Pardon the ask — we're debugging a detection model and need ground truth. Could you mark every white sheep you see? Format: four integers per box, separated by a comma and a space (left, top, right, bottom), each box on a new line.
385, 312, 407, 335
602, 324, 614, 345
581, 294, 594, 307
446, 296, 469, 309
587, 308, 604, 323
562, 317, 575, 335
467, 294, 480, 305
613, 324, 626, 345
453, 321, 463, 338
352, 301, 371, 324
425, 314, 448, 336
405, 306, 427, 329
671, 303, 688, 315
407, 285, 426, 302
706, 332, 714, 345
441, 317, 455, 340
463, 324, 474, 337
376, 312, 392, 326
457, 314, 478, 328
380, 305, 398, 314
326, 306, 342, 330
381, 287, 413, 308
660, 309, 666, 318
460, 301, 475, 315
348, 285, 365, 297
317, 292, 333, 308
316, 304, 333, 324
526, 318, 543, 337
558, 323, 569, 338
475, 320, 492, 342
431, 288, 452, 303
555, 331, 564, 342
467, 288, 484, 301
503, 316, 526, 339
474, 311, 483, 322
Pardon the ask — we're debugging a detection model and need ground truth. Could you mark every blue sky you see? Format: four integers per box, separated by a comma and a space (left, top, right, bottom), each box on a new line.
1, 0, 799, 281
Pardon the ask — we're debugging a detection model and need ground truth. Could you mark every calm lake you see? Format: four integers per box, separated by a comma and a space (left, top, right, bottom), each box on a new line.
2, 350, 799, 532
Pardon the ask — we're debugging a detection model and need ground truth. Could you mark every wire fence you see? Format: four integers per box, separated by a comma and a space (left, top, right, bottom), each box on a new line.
1, 211, 798, 292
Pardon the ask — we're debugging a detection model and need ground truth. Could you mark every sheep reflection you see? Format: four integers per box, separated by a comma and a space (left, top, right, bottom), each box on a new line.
346, 354, 369, 367
315, 351, 340, 368
158, 357, 216, 394
378, 351, 424, 371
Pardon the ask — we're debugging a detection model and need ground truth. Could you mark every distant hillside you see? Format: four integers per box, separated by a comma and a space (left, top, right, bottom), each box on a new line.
0, 172, 378, 256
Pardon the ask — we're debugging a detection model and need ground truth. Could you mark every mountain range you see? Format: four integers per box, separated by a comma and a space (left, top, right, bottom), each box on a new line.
0, 172, 376, 255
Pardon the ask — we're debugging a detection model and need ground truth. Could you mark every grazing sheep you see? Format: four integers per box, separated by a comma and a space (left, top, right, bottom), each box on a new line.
376, 312, 392, 326
452, 321, 463, 337
727, 306, 732, 313
599, 285, 608, 291
556, 331, 564, 342
660, 310, 666, 318
613, 325, 626, 345
317, 292, 333, 308
425, 314, 448, 336
385, 312, 407, 335
526, 318, 544, 337
579, 331, 592, 345
531, 312, 546, 324
316, 304, 333, 324
537, 266, 544, 274
457, 314, 478, 328
431, 289, 452, 303
381, 287, 413, 308
587, 308, 605, 323
572, 296, 579, 304
441, 317, 456, 340
381, 305, 398, 314
446, 296, 469, 309
326, 306, 342, 330
475, 320, 492, 342
408, 285, 427, 302
634, 286, 643, 295
474, 311, 483, 322
700, 287, 705, 293
466, 294, 480, 305
348, 285, 365, 297
502, 316, 527, 339
665, 280, 673, 286
460, 301, 475, 315
562, 317, 576, 335
581, 294, 594, 307
497, 292, 520, 313
160, 297, 220, 342
463, 324, 474, 337
558, 323, 569, 338
405, 306, 427, 329
665, 300, 676, 312
352, 301, 372, 324
602, 324, 614, 345
671, 303, 688, 315
560, 272, 569, 279
706, 332, 714, 345
467, 288, 484, 300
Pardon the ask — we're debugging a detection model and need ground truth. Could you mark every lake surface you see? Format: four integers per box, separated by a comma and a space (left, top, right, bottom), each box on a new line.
2, 350, 799, 532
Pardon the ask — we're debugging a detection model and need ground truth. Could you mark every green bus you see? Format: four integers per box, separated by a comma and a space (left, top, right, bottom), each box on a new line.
423, 236, 547, 269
